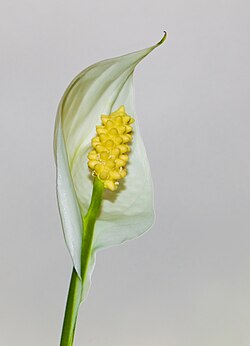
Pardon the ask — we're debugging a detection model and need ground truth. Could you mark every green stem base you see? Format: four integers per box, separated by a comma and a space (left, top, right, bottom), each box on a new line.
60, 178, 104, 346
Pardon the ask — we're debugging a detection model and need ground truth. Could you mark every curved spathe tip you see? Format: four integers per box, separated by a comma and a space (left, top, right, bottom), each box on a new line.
157, 31, 168, 47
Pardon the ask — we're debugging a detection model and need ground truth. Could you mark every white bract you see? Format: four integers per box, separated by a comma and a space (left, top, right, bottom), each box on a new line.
54, 34, 166, 299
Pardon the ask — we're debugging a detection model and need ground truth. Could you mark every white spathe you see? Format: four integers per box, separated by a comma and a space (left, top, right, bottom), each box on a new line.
54, 34, 166, 298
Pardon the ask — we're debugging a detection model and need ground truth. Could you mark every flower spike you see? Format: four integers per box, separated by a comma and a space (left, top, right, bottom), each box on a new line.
88, 106, 134, 191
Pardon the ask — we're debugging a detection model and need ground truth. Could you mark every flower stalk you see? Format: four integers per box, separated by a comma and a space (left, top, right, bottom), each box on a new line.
60, 178, 104, 346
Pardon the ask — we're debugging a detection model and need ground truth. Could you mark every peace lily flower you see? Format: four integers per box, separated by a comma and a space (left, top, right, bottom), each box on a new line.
54, 32, 166, 346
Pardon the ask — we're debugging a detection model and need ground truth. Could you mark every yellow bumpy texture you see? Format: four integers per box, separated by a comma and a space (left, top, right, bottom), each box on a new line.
88, 106, 134, 191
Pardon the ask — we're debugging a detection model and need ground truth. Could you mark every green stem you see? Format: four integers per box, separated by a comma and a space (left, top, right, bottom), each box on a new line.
60, 269, 82, 346
60, 178, 104, 346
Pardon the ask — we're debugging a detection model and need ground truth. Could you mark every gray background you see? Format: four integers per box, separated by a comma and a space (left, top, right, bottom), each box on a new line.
1, 0, 250, 345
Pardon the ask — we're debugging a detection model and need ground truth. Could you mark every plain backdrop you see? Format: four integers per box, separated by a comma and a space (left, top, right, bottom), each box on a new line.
1, 0, 250, 345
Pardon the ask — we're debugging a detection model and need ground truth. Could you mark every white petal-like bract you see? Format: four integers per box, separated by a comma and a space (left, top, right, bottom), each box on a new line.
54, 34, 166, 292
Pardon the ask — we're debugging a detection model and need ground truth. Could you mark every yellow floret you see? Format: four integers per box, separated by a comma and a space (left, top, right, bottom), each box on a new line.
88, 106, 134, 191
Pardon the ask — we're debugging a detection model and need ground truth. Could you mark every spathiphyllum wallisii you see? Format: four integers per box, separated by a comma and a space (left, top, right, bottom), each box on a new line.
54, 32, 166, 346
